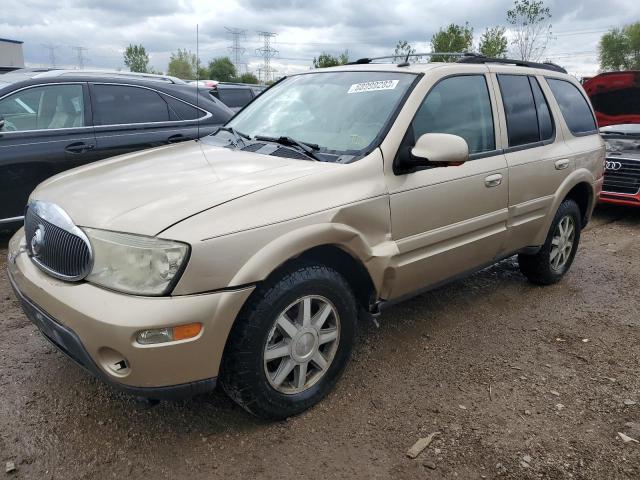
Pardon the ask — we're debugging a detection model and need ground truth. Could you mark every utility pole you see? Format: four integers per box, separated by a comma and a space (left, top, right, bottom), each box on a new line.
71, 46, 89, 69
41, 44, 59, 67
256, 31, 278, 84
225, 27, 247, 75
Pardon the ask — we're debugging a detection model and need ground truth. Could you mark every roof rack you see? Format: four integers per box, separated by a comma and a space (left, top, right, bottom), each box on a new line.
456, 54, 567, 73
348, 52, 478, 65
34, 69, 188, 84
347, 52, 567, 73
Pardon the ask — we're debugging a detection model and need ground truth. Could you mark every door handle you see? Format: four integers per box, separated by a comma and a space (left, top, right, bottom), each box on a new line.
65, 142, 94, 154
555, 159, 570, 170
484, 173, 503, 188
167, 134, 188, 144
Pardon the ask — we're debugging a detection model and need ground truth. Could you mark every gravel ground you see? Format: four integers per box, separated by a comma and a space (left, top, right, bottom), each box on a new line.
1, 205, 639, 479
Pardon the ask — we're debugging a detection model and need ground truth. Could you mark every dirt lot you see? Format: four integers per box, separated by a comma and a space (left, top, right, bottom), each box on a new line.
1, 205, 639, 479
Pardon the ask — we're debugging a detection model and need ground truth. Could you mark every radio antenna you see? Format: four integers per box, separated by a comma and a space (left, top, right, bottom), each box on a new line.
196, 23, 200, 141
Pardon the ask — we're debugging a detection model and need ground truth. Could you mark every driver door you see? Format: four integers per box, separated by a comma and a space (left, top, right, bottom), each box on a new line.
383, 72, 509, 300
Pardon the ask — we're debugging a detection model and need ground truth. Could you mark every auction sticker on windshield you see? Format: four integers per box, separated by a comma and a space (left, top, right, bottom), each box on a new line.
348, 80, 399, 94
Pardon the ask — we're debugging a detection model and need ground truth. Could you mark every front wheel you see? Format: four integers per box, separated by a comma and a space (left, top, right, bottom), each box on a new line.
220, 263, 357, 420
518, 198, 582, 285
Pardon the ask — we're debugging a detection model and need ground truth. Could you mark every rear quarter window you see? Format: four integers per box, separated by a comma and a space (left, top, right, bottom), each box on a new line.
546, 78, 597, 135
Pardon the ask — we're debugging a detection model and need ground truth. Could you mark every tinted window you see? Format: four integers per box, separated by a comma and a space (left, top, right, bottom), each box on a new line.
412, 75, 495, 154
498, 75, 539, 147
0, 84, 84, 131
529, 77, 554, 140
546, 78, 597, 134
92, 84, 169, 125
219, 88, 254, 108
163, 95, 203, 120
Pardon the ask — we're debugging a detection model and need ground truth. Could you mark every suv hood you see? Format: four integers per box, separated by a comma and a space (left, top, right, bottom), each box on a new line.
32, 140, 335, 236
583, 71, 640, 127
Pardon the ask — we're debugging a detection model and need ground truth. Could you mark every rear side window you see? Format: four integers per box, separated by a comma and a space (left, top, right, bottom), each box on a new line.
92, 84, 170, 125
219, 88, 254, 108
412, 75, 495, 154
546, 78, 597, 135
529, 77, 554, 141
498, 75, 539, 147
163, 95, 203, 120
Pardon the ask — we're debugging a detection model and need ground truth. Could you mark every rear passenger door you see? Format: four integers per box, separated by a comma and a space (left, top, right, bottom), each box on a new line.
492, 71, 573, 251
89, 83, 200, 160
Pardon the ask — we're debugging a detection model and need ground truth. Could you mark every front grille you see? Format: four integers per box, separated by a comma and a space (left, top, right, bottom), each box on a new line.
603, 157, 640, 195
25, 206, 92, 280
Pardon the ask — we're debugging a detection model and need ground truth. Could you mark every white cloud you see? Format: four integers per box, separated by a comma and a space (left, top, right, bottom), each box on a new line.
1, 0, 638, 77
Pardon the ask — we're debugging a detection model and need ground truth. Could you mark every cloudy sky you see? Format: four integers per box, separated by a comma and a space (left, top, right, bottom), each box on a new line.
2, 0, 639, 79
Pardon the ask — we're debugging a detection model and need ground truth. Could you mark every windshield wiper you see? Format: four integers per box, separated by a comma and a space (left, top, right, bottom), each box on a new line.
216, 126, 250, 146
254, 135, 322, 161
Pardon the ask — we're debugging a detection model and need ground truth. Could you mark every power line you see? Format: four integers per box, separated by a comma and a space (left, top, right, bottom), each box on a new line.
256, 31, 278, 83
225, 27, 247, 74
71, 46, 89, 69
41, 44, 59, 67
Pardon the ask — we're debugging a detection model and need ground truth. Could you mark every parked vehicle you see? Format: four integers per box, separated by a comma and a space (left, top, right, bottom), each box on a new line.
584, 71, 640, 206
8, 55, 604, 419
0, 69, 234, 226
204, 82, 266, 112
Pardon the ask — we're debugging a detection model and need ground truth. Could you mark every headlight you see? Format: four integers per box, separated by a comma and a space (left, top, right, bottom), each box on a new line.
83, 228, 189, 296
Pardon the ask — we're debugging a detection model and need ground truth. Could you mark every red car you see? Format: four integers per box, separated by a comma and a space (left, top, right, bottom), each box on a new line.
584, 71, 640, 206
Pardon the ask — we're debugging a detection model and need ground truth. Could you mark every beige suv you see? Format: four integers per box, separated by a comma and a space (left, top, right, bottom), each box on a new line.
7, 56, 605, 419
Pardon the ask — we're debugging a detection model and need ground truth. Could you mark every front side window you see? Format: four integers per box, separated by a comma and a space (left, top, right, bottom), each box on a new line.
0, 84, 84, 132
546, 78, 597, 135
92, 84, 170, 126
226, 71, 417, 154
412, 75, 496, 154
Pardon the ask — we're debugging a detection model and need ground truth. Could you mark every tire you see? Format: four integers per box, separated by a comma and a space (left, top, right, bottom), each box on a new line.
518, 198, 582, 285
220, 262, 357, 420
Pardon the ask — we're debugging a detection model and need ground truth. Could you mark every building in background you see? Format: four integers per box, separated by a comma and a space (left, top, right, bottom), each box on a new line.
0, 38, 25, 73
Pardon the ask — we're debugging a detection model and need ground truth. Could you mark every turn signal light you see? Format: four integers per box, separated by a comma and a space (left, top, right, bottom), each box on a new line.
136, 323, 202, 345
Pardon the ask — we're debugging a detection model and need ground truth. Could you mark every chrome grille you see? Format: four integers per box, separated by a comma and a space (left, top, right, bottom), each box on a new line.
24, 203, 92, 281
603, 157, 640, 195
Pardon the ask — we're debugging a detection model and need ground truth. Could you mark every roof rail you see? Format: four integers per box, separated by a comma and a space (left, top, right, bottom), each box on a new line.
34, 69, 188, 84
456, 55, 567, 73
347, 52, 479, 65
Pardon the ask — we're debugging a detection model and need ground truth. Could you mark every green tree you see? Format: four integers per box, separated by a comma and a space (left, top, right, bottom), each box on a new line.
431, 23, 474, 62
123, 44, 150, 73
507, 0, 552, 61
207, 57, 237, 81
167, 49, 198, 80
237, 72, 259, 84
479, 26, 508, 58
394, 40, 416, 59
599, 22, 640, 71
312, 50, 349, 68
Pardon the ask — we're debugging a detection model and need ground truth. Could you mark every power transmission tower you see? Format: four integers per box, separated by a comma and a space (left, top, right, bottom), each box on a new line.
41, 44, 59, 67
256, 31, 278, 83
71, 46, 89, 69
225, 27, 247, 75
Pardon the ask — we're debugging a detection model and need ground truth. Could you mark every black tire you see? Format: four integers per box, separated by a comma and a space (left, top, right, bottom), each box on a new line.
518, 198, 582, 285
220, 262, 357, 420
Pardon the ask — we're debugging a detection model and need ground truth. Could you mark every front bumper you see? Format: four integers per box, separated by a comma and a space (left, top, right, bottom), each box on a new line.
599, 190, 640, 207
7, 229, 254, 399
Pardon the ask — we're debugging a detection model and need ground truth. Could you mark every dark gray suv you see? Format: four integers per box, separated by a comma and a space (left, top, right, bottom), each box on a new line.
0, 69, 233, 227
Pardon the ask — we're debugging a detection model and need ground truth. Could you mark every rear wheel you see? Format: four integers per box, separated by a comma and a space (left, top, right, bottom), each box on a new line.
220, 263, 357, 420
518, 198, 582, 285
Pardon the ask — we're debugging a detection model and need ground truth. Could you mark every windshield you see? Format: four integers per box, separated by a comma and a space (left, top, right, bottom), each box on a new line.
226, 71, 416, 155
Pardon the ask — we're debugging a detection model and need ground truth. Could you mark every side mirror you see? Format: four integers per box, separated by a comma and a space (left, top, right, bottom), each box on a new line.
409, 133, 469, 166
